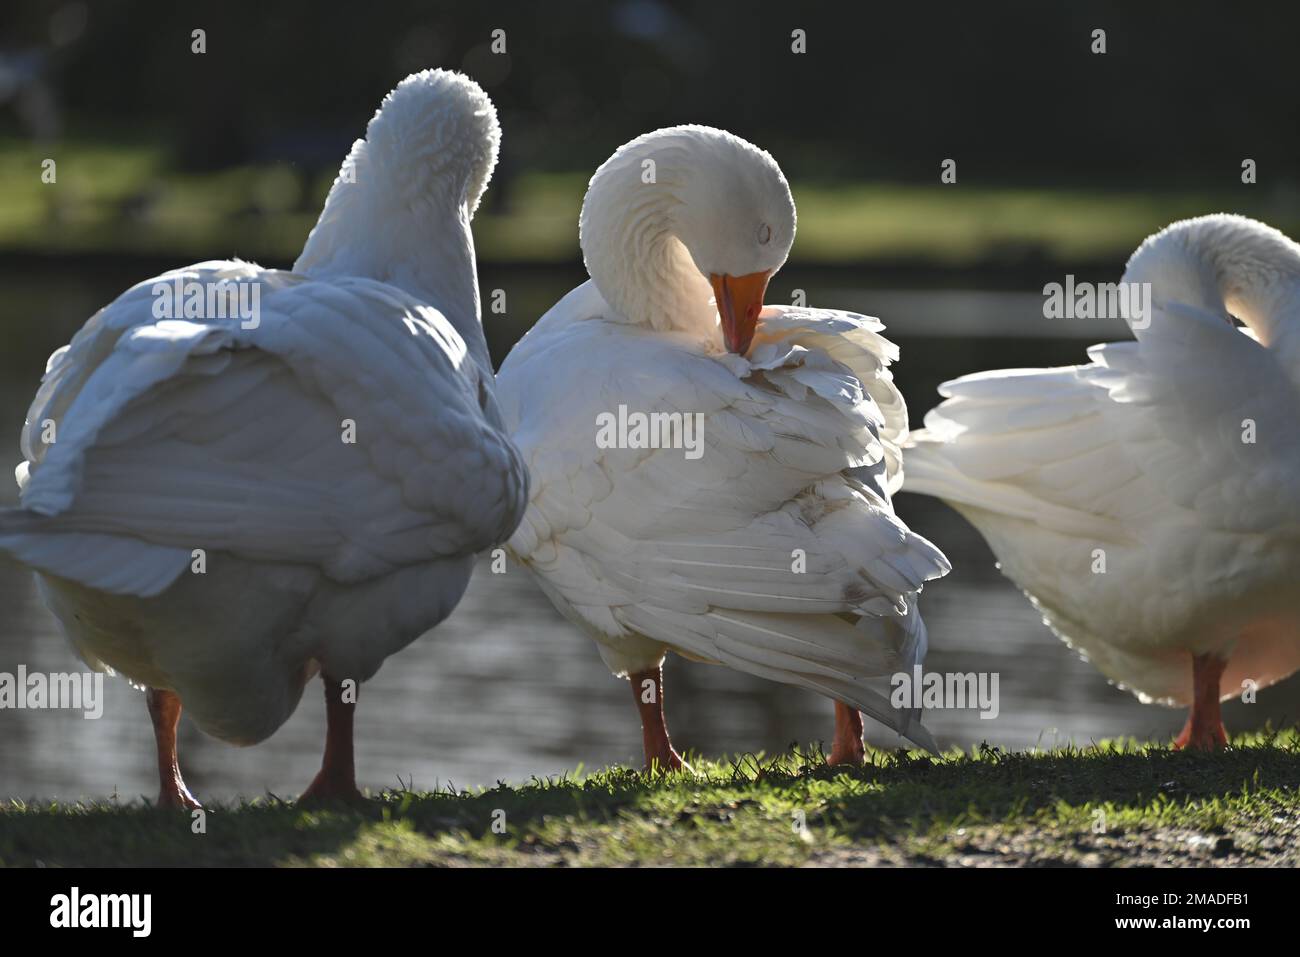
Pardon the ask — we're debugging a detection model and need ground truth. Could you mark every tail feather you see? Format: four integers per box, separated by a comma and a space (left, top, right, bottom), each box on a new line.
616, 598, 941, 755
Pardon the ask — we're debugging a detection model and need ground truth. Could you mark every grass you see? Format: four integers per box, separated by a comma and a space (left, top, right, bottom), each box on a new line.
5, 136, 1298, 268
3, 729, 1297, 867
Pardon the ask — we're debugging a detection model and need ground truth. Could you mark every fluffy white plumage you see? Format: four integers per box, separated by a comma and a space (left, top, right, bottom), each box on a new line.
906, 214, 1300, 708
497, 126, 949, 753
0, 70, 528, 750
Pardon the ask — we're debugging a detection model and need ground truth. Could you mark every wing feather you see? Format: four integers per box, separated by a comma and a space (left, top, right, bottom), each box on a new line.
4, 262, 527, 596
908, 297, 1300, 538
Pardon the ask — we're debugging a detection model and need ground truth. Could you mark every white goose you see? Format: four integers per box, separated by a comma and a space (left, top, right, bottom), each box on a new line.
0, 70, 527, 805
496, 126, 949, 769
906, 214, 1300, 749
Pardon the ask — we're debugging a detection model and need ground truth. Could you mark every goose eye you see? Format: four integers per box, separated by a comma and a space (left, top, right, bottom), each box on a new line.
757, 223, 772, 245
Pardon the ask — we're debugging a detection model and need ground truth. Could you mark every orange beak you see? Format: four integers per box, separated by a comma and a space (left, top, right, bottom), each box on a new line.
710, 270, 772, 356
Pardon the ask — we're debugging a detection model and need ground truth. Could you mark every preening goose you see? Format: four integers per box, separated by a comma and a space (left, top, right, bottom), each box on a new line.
906, 214, 1300, 749
495, 126, 949, 769
0, 69, 528, 805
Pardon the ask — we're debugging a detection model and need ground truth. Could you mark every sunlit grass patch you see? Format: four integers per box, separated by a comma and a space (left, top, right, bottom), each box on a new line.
3, 729, 1296, 867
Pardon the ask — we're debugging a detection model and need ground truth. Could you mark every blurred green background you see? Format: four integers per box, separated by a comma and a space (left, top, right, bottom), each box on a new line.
3, 0, 1297, 273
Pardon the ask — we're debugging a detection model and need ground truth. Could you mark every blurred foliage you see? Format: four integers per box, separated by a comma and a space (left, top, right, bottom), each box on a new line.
1, 0, 1298, 267
4, 135, 1299, 269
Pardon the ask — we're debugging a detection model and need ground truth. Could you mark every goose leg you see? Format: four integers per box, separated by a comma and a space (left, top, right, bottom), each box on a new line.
1173, 653, 1229, 751
629, 665, 689, 772
146, 688, 201, 810
827, 700, 866, 765
300, 674, 365, 803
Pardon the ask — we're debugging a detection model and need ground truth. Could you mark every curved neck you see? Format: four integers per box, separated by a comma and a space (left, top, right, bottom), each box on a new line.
1123, 216, 1300, 363
294, 141, 490, 374
579, 149, 716, 340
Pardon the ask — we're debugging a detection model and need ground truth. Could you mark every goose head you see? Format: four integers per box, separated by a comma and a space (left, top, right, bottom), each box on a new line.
298, 69, 500, 267
294, 69, 501, 371
1122, 214, 1300, 358
580, 125, 796, 356
359, 68, 501, 218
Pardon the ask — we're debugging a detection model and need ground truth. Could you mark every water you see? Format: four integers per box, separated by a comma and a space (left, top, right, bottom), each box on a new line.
0, 271, 1294, 803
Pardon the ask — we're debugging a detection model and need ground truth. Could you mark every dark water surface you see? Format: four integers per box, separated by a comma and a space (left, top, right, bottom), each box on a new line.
1, 273, 1294, 802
